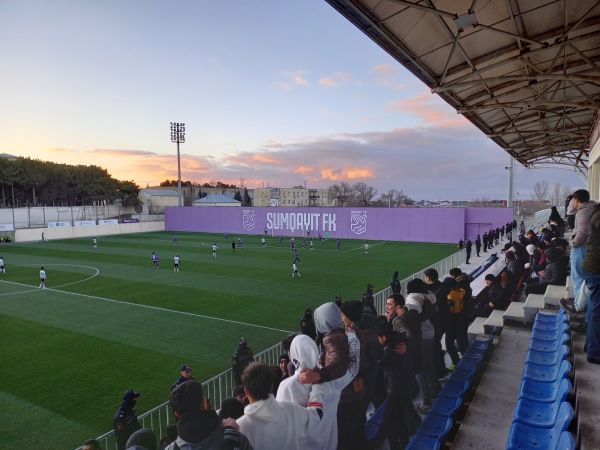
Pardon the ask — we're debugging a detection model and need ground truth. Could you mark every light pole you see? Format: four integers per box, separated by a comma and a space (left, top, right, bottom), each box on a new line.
170, 122, 185, 207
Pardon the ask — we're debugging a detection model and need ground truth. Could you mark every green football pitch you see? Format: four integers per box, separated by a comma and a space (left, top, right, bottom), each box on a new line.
0, 231, 455, 449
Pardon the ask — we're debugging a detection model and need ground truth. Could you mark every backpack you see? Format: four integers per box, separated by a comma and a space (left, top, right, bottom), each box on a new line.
447, 289, 464, 314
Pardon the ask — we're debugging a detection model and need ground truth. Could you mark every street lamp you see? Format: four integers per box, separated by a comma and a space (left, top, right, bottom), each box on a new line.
170, 122, 185, 207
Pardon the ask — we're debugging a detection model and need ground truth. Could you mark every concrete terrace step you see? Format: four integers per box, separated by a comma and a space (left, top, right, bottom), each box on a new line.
524, 294, 545, 322
468, 317, 487, 342
544, 284, 569, 307
483, 309, 504, 334
503, 302, 526, 326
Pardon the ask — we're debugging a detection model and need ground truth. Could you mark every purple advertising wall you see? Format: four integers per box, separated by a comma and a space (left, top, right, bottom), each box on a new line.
165, 206, 514, 244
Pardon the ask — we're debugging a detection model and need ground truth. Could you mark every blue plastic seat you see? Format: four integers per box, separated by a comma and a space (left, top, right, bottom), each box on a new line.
365, 399, 386, 443
463, 345, 485, 360
417, 413, 454, 439
506, 416, 573, 450
513, 399, 573, 428
519, 377, 571, 404
522, 359, 571, 383
528, 334, 569, 352
530, 324, 569, 341
456, 353, 484, 370
449, 365, 476, 383
430, 395, 462, 417
557, 431, 576, 450
532, 320, 565, 331
406, 432, 441, 450
470, 334, 493, 351
535, 310, 567, 324
526, 344, 570, 366
439, 379, 470, 399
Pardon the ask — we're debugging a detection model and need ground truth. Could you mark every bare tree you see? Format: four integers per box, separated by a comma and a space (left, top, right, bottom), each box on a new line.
531, 180, 549, 202
381, 189, 400, 207
471, 196, 491, 206
561, 184, 572, 200
551, 183, 561, 206
327, 181, 354, 207
353, 182, 378, 206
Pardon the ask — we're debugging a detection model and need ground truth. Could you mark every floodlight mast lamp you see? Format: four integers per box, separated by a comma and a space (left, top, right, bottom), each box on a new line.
170, 122, 185, 207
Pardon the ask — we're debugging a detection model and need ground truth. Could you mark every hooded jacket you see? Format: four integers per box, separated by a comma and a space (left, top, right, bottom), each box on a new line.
582, 204, 600, 274
313, 302, 350, 382
237, 385, 323, 450
405, 293, 435, 340
165, 410, 253, 450
276, 333, 359, 450
571, 200, 599, 248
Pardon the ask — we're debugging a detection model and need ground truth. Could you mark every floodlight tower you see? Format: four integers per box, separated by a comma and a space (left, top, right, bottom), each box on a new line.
170, 122, 185, 207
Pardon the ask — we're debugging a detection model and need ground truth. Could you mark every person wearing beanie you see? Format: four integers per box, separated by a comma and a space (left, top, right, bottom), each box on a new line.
232, 338, 253, 386
167, 380, 252, 450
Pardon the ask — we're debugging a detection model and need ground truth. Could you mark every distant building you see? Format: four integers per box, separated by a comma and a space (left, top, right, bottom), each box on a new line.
138, 188, 179, 213
193, 194, 241, 207
253, 188, 336, 207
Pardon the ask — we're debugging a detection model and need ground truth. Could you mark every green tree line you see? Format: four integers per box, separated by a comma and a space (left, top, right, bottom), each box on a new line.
0, 157, 139, 207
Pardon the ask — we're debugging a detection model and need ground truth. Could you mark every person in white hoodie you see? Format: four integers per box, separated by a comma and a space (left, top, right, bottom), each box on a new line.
236, 361, 323, 450
277, 332, 359, 450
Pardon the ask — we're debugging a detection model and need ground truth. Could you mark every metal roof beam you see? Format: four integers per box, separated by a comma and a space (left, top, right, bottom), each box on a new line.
434, 73, 600, 93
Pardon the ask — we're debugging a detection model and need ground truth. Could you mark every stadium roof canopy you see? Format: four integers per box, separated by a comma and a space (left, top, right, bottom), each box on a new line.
325, 0, 600, 177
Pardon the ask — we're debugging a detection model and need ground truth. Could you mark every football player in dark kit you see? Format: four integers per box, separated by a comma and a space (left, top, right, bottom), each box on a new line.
113, 389, 142, 450
231, 337, 253, 385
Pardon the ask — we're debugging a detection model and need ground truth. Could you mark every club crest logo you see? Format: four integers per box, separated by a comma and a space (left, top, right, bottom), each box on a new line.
350, 210, 367, 235
242, 210, 255, 231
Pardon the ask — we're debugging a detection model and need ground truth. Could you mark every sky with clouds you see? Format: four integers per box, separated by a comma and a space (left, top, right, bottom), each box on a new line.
0, 0, 587, 201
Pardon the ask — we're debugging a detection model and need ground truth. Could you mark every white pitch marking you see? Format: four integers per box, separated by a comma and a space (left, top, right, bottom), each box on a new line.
0, 278, 292, 334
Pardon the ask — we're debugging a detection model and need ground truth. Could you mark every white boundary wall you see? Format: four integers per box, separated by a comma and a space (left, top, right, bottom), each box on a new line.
16, 221, 165, 242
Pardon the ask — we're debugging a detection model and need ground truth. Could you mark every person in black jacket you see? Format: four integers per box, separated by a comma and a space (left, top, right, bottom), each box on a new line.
390, 271, 401, 295
113, 390, 142, 450
299, 307, 317, 340
474, 274, 507, 317
231, 338, 253, 386
376, 321, 421, 450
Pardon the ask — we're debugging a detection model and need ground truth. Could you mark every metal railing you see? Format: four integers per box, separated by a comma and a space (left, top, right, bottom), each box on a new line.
77, 209, 557, 449
77, 342, 284, 450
